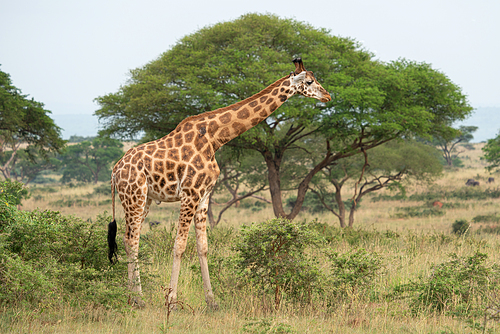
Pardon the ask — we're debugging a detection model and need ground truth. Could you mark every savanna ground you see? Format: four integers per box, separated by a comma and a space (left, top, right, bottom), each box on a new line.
3, 143, 500, 334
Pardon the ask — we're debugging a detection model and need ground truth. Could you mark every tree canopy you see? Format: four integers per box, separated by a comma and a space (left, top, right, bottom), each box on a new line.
95, 13, 473, 221
0, 67, 64, 181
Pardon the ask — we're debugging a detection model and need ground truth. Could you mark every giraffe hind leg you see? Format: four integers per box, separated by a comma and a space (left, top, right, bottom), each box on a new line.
122, 195, 151, 307
194, 191, 218, 309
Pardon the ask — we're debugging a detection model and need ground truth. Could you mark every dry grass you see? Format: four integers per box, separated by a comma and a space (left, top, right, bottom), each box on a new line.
5, 143, 500, 333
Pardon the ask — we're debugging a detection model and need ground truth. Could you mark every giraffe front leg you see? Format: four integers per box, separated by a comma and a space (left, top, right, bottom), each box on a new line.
168, 194, 197, 305
194, 192, 218, 310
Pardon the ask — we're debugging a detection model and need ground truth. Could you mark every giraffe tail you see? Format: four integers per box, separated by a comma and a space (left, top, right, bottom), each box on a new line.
108, 174, 118, 264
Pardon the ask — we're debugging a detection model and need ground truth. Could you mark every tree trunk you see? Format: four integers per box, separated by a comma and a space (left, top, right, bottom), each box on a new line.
264, 151, 286, 218
348, 204, 356, 227
335, 189, 346, 228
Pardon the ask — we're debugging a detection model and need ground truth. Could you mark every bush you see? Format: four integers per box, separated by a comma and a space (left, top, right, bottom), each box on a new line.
327, 248, 382, 302
452, 219, 470, 236
393, 251, 500, 316
0, 207, 129, 309
235, 218, 323, 309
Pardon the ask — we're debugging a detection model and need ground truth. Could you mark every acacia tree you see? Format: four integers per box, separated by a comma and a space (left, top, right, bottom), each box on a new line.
309, 140, 443, 227
427, 125, 478, 167
95, 14, 472, 220
0, 67, 64, 181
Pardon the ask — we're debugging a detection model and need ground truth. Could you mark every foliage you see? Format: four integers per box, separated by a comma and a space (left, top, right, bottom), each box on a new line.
234, 218, 322, 309
472, 214, 500, 224
95, 13, 472, 221
60, 136, 123, 184
393, 251, 500, 317
0, 206, 128, 309
327, 248, 382, 301
0, 67, 64, 180
0, 147, 60, 184
482, 131, 500, 172
452, 219, 470, 236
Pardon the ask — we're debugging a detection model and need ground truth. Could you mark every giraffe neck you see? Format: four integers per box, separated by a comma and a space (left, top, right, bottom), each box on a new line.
177, 75, 295, 152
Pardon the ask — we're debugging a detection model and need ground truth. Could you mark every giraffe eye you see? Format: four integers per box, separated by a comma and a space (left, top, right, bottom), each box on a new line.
306, 80, 313, 85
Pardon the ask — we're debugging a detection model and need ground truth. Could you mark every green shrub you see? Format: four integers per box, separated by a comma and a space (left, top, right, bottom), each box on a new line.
327, 248, 382, 302
393, 251, 500, 316
235, 218, 323, 309
472, 214, 500, 224
0, 208, 129, 309
452, 219, 470, 236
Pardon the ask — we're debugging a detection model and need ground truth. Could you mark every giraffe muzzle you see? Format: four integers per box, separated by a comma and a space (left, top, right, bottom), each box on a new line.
321, 92, 332, 103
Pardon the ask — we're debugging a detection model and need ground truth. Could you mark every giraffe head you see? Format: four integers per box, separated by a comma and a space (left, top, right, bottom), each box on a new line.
290, 58, 331, 103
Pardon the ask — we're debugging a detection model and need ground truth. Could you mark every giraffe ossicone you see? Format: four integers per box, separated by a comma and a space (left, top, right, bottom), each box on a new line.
107, 58, 331, 308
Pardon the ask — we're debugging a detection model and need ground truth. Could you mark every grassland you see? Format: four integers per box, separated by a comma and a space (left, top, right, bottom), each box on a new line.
3, 143, 500, 333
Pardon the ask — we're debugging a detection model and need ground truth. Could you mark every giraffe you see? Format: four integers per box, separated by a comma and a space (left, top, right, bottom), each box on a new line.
107, 58, 331, 308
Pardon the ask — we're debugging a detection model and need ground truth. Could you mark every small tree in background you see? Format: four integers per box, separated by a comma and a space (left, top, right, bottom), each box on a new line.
430, 125, 478, 167
60, 137, 123, 184
309, 140, 443, 227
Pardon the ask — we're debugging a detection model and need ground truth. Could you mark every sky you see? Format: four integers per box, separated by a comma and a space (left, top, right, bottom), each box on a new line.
1, 0, 499, 139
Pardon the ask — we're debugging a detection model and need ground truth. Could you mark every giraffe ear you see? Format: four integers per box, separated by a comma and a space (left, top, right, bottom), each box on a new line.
291, 71, 306, 85
292, 58, 306, 74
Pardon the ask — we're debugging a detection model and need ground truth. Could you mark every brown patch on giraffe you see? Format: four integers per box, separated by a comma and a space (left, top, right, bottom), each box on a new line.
181, 146, 195, 162
282, 80, 290, 86
280, 88, 285, 92
145, 144, 156, 155
167, 172, 175, 181
270, 102, 278, 112
185, 131, 195, 143
184, 165, 197, 187
137, 160, 144, 171
250, 117, 262, 126
208, 121, 219, 137
253, 105, 262, 112
266, 98, 273, 105
260, 96, 268, 103
231, 104, 241, 111
176, 164, 186, 180
121, 164, 130, 179
259, 110, 268, 117
167, 184, 176, 194
167, 149, 179, 161
144, 156, 152, 171
131, 152, 143, 164
183, 122, 193, 132
192, 155, 205, 170
137, 174, 146, 186
207, 114, 217, 119
166, 161, 175, 170
153, 174, 161, 183
278, 94, 287, 102
159, 177, 166, 189
232, 122, 246, 136
198, 126, 206, 137
249, 100, 258, 107
124, 155, 131, 163
137, 145, 145, 151
157, 140, 166, 149
205, 176, 212, 186
129, 166, 138, 182
130, 183, 138, 194
166, 137, 173, 148
154, 161, 164, 174
194, 135, 208, 151
153, 184, 160, 193
203, 145, 213, 160
194, 173, 206, 189
237, 108, 250, 119
174, 133, 183, 147
272, 89, 278, 96
220, 112, 232, 124
154, 150, 166, 159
